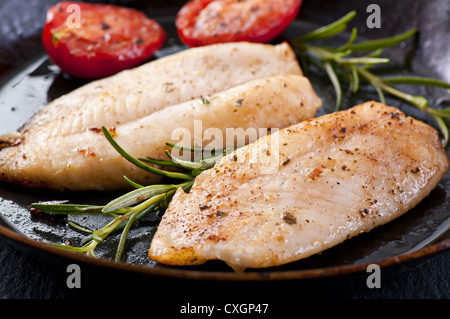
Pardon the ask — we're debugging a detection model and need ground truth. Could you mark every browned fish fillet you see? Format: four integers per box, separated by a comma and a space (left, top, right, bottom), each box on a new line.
0, 42, 323, 191
149, 101, 449, 272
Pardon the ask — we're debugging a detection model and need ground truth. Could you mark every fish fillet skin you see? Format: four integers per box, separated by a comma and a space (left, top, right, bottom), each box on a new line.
0, 41, 320, 191
149, 101, 449, 272
0, 74, 322, 191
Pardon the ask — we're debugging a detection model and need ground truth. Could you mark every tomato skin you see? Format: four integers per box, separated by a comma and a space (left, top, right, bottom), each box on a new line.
176, 0, 302, 47
42, 1, 166, 80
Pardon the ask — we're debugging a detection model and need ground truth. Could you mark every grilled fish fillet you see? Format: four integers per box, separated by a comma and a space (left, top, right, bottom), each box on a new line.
0, 42, 322, 191
149, 101, 449, 272
0, 73, 321, 191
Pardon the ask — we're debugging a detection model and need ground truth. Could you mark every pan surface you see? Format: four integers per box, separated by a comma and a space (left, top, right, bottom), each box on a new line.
0, 0, 449, 285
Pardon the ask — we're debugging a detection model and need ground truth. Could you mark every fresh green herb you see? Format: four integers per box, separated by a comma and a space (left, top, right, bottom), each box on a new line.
290, 10, 450, 146
31, 126, 226, 262
101, 127, 194, 181
200, 96, 210, 105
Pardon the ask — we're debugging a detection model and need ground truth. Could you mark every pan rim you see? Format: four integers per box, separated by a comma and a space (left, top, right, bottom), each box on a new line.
2, 222, 450, 282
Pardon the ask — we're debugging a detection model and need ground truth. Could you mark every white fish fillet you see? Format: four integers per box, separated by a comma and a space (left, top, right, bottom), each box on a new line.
148, 102, 449, 272
0, 42, 322, 191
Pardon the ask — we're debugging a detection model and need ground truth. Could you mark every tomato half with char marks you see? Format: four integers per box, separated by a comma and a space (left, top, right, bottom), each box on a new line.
176, 0, 302, 47
42, 1, 166, 80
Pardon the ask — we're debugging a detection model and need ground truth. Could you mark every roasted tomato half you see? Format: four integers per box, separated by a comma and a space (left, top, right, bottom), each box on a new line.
176, 0, 302, 47
42, 1, 166, 80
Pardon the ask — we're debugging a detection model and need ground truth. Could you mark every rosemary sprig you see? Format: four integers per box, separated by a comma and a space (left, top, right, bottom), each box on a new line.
290, 11, 450, 146
101, 127, 194, 181
31, 127, 224, 262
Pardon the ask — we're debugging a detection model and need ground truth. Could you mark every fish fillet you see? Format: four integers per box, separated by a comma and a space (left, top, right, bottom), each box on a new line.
0, 73, 321, 191
0, 42, 322, 191
149, 101, 449, 272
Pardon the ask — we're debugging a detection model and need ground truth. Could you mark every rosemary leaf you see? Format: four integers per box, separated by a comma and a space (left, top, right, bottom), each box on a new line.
296, 10, 356, 43
431, 115, 449, 147
115, 211, 138, 262
425, 108, 450, 118
101, 126, 193, 181
342, 57, 389, 65
165, 150, 204, 170
123, 176, 144, 189
348, 28, 417, 53
356, 67, 428, 109
102, 184, 177, 213
366, 48, 384, 58
140, 156, 186, 169
324, 62, 342, 110
31, 203, 107, 215
326, 49, 352, 60
350, 66, 360, 93
67, 220, 94, 234
299, 51, 309, 73
381, 76, 450, 89
165, 142, 204, 153
338, 27, 358, 51
80, 201, 161, 246
374, 84, 386, 104
51, 242, 90, 253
